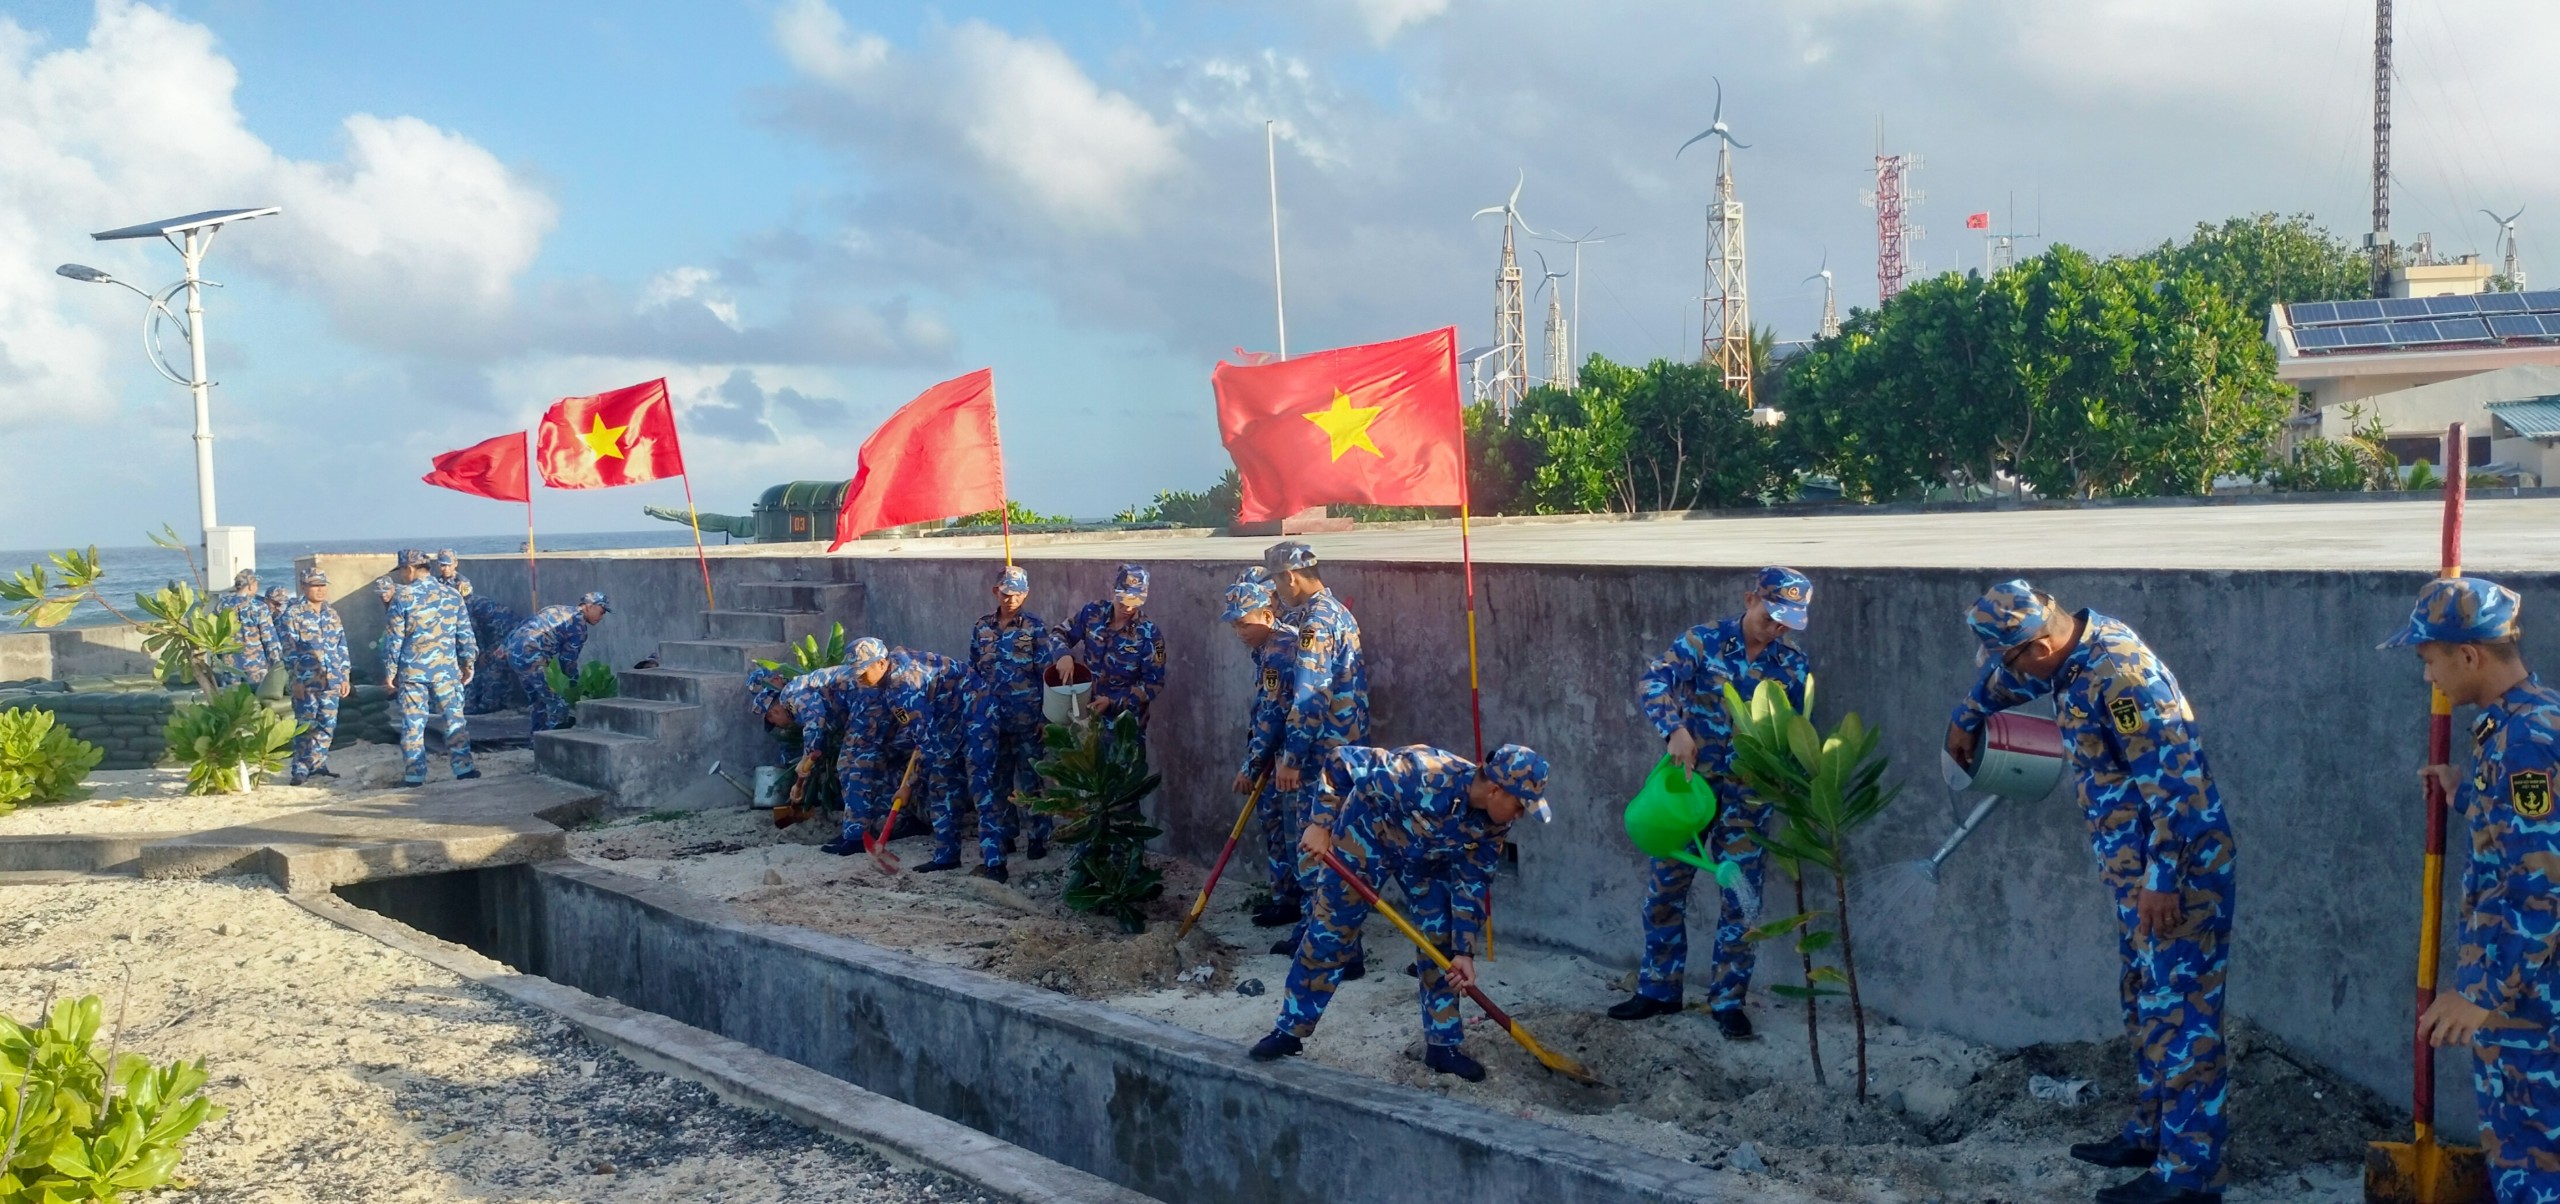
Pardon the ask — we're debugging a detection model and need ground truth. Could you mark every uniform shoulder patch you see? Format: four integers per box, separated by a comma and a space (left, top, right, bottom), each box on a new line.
2108, 696, 2143, 736
2513, 770, 2552, 820
1261, 668, 1280, 694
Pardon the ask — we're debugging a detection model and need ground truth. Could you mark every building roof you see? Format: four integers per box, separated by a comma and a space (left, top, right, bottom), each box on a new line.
2489, 397, 2560, 440
2269, 293, 2560, 382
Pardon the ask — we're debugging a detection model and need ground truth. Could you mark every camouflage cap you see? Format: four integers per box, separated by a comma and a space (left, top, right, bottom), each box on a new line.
1966, 579, 2054, 652
264, 586, 290, 605
370, 575, 396, 599
1756, 566, 1813, 631
1111, 563, 1149, 603
846, 636, 889, 674
578, 590, 610, 612
1265, 541, 1318, 572
1221, 575, 1277, 623
299, 567, 330, 587
995, 565, 1030, 596
1479, 744, 1552, 823
232, 568, 259, 589
432, 550, 457, 569
746, 665, 791, 717
398, 549, 433, 569
2381, 576, 2522, 649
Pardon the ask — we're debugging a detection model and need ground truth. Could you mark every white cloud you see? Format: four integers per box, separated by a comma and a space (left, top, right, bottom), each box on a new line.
1353, 0, 1451, 45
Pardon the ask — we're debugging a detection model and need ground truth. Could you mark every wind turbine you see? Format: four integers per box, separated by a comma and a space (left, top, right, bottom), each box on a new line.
1805, 249, 1840, 340
2482, 206, 2526, 291
1534, 226, 1621, 389
1534, 250, 1571, 390
1679, 78, 1754, 403
1471, 172, 1540, 413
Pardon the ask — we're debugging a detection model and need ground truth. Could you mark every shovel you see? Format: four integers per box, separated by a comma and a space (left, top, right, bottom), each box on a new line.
1315, 847, 1605, 1088
863, 754, 925, 874
1177, 773, 1268, 939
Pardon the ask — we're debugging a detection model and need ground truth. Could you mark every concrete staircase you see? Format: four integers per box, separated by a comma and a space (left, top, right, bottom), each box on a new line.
535, 579, 866, 813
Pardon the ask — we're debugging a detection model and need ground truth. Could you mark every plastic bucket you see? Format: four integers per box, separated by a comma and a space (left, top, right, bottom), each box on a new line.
1043, 682, 1092, 726
751, 765, 784, 809
1939, 711, 2066, 800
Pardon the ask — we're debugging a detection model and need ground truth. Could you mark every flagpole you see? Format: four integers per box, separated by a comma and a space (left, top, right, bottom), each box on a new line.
680, 471, 716, 610
1453, 337, 1489, 957
522, 431, 540, 611
1267, 119, 1288, 361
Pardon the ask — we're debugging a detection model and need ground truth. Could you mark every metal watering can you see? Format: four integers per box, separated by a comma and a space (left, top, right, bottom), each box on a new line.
1622, 755, 1750, 897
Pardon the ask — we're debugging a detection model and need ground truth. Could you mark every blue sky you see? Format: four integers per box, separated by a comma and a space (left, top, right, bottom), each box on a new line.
2, 0, 2551, 547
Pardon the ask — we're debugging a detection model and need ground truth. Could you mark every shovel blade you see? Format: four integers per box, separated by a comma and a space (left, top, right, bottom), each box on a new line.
2364, 1137, 2490, 1203
1506, 1023, 1608, 1088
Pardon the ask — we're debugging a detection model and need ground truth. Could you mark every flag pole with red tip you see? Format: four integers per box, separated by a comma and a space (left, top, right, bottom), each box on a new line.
680, 469, 715, 610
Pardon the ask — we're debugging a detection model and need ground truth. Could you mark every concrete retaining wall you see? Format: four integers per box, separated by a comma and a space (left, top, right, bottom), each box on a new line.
341, 861, 1762, 1204
457, 547, 2546, 1129
0, 626, 155, 682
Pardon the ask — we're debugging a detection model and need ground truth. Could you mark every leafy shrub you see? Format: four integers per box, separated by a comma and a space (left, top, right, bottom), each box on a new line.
1026, 712, 1164, 933
162, 685, 297, 794
0, 709, 104, 815
0, 993, 223, 1202
755, 623, 846, 676
541, 660, 621, 711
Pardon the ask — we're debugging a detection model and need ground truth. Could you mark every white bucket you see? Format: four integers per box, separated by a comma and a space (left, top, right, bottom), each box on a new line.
1939, 711, 2066, 800
1043, 682, 1093, 726
751, 765, 784, 809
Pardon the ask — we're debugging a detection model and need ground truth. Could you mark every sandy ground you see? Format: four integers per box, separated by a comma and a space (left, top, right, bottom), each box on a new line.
0, 745, 538, 835
573, 805, 2384, 1204
0, 875, 1001, 1204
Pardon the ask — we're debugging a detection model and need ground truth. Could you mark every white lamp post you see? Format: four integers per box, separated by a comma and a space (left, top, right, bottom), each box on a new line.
59, 207, 279, 584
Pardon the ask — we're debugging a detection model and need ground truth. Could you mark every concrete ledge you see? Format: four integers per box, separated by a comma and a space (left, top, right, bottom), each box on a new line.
0, 832, 171, 874
294, 891, 1158, 1204
131, 775, 604, 891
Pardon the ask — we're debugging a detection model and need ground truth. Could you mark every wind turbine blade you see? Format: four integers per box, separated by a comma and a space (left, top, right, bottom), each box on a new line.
1712, 76, 1724, 127
1471, 205, 1506, 221
1726, 133, 1750, 150
1676, 129, 1717, 158
1508, 169, 1524, 211
1533, 249, 1552, 277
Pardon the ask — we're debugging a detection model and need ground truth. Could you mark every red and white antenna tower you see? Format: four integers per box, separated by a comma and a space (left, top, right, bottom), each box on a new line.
1866, 126, 1922, 305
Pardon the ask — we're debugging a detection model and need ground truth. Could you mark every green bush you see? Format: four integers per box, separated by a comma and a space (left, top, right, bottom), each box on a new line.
0, 993, 223, 1202
162, 685, 297, 794
541, 660, 621, 709
755, 623, 846, 677
1027, 712, 1163, 933
0, 709, 104, 815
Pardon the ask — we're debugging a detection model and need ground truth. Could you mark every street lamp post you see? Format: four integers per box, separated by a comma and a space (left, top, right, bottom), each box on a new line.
59, 206, 279, 583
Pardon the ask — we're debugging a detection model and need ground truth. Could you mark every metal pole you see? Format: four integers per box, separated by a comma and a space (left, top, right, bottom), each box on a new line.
183, 229, 217, 552
1266, 120, 1288, 360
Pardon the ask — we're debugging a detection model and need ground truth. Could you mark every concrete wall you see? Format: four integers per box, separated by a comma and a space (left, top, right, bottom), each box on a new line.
0, 625, 155, 683
463, 547, 2545, 1129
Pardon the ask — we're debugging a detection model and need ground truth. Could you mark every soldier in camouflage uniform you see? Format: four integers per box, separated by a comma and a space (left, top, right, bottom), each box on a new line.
504, 591, 609, 732
1052, 563, 1167, 733
1266, 541, 1370, 965
1612, 567, 1814, 1041
431, 549, 469, 598
278, 568, 350, 785
2389, 577, 2560, 1203
967, 566, 1063, 870
834, 638, 974, 865
369, 575, 399, 678
1223, 568, 1307, 928
464, 591, 521, 714
1946, 580, 2235, 1204
262, 585, 290, 625
215, 569, 283, 689
1248, 743, 1552, 1083
382, 549, 478, 787
765, 659, 860, 831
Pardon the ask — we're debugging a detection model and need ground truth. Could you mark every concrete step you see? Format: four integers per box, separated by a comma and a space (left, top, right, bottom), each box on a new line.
728, 581, 866, 616
533, 727, 653, 792
578, 696, 702, 743
536, 709, 774, 816
705, 609, 837, 645
621, 667, 738, 706
659, 639, 786, 673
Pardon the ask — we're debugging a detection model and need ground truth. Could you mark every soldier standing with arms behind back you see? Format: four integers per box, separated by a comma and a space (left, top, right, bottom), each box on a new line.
278, 568, 350, 785
2388, 578, 2560, 1202
1609, 567, 1813, 1042
382, 550, 478, 789
1945, 580, 2235, 1204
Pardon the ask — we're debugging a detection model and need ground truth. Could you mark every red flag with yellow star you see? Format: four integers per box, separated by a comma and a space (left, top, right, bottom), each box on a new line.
1213, 327, 1464, 522
534, 378, 686, 489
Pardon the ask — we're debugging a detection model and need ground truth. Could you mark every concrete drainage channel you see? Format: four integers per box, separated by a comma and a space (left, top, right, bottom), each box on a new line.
332, 859, 1771, 1204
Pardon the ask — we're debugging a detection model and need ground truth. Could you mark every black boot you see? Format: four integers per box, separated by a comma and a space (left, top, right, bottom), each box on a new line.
1250, 899, 1303, 928
1338, 958, 1366, 982
1423, 1045, 1486, 1083
1269, 935, 1299, 957
2070, 1138, 2160, 1170
914, 854, 963, 874
1025, 838, 1048, 861
819, 837, 861, 856
2093, 1172, 2219, 1204
1248, 1033, 1303, 1061
1606, 993, 1683, 1021
1712, 1008, 1756, 1041
973, 862, 1010, 885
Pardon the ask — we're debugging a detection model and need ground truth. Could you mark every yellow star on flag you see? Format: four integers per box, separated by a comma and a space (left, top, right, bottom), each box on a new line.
1302, 390, 1384, 461
579, 415, 629, 460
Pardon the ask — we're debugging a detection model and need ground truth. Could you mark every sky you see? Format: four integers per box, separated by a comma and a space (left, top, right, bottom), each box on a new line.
1, 0, 2552, 547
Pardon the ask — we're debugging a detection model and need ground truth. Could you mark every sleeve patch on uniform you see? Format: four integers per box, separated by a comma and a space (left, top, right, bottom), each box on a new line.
2108, 697, 2143, 735
2514, 770, 2552, 819
1261, 668, 1279, 694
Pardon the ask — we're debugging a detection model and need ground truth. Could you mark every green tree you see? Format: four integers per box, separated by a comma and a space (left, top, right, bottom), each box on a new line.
1516, 356, 1788, 513
1118, 469, 1242, 527
2143, 213, 2368, 320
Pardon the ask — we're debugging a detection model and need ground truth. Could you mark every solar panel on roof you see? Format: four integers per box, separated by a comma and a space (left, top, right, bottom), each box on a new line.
2341, 324, 2392, 347
2488, 315, 2543, 339
2433, 317, 2491, 342
2337, 299, 2386, 322
2291, 301, 2340, 326
2386, 320, 2440, 343
2382, 298, 2432, 319
2479, 292, 2528, 313
2426, 295, 2481, 316
2522, 290, 2560, 312
2294, 326, 2347, 349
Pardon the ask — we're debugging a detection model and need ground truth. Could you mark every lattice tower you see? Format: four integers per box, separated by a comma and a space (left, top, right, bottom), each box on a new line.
1489, 217, 1527, 413
1702, 135, 1754, 402
1873, 152, 1916, 305
2370, 0, 2395, 298
1543, 276, 1570, 390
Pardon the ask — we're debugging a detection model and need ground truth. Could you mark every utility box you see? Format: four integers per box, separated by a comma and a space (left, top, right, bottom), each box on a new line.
205, 526, 257, 589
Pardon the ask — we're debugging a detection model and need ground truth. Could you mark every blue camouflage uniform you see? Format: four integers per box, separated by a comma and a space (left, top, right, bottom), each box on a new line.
262, 586, 291, 628
747, 665, 794, 754
1057, 565, 1167, 729
967, 566, 1064, 861
1268, 543, 1370, 951
1268, 744, 1548, 1051
1225, 570, 1306, 903
2382, 578, 2560, 1201
369, 577, 399, 676
505, 592, 607, 732
382, 551, 478, 785
1952, 580, 2235, 1194
840, 641, 973, 857
215, 571, 284, 688
277, 569, 350, 784
465, 593, 521, 713
1632, 567, 1814, 1013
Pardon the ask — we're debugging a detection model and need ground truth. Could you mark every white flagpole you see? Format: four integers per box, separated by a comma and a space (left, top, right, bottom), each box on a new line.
1267, 120, 1288, 361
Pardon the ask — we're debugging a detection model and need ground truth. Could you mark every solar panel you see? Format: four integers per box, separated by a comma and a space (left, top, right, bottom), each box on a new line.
2488, 315, 2543, 339
2426, 295, 2481, 316
2433, 317, 2491, 342
2522, 290, 2560, 312
2337, 299, 2387, 322
2382, 298, 2433, 319
2479, 292, 2528, 313
2386, 320, 2440, 343
2295, 326, 2349, 349
2341, 324, 2392, 347
2290, 302, 2340, 326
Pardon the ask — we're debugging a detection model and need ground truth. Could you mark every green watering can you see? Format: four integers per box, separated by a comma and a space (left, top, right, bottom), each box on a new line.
1623, 755, 1751, 897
